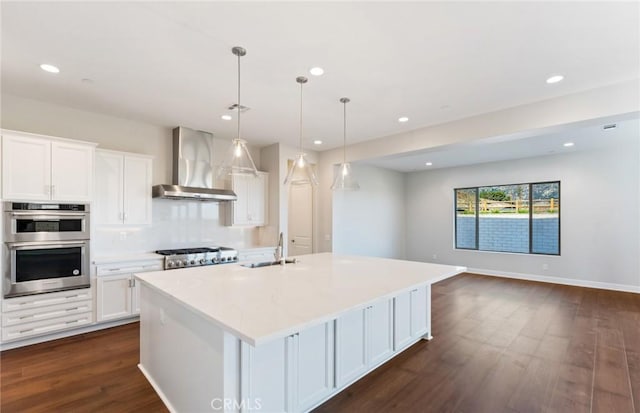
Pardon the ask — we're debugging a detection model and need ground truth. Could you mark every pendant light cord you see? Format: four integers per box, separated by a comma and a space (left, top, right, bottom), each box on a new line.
237, 53, 241, 141
299, 81, 303, 153
343, 101, 347, 164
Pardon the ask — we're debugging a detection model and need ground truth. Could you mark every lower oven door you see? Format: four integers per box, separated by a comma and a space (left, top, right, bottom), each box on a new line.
4, 240, 90, 298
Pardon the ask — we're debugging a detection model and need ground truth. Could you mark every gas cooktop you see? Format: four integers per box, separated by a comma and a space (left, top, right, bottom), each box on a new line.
155, 247, 238, 270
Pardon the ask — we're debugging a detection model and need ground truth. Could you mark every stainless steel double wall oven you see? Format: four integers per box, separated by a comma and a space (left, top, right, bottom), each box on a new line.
3, 202, 91, 298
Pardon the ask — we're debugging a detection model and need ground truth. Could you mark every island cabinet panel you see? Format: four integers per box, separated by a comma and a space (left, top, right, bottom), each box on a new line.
290, 322, 335, 412
241, 338, 288, 413
335, 309, 368, 387
394, 285, 430, 350
368, 299, 394, 367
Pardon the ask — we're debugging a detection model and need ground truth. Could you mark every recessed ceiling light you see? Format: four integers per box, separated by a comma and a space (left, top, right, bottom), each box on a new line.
563, 142, 575, 147
425, 162, 433, 166
309, 67, 324, 76
313, 140, 323, 145
40, 64, 60, 73
398, 117, 409, 123
221, 115, 232, 121
546, 75, 564, 84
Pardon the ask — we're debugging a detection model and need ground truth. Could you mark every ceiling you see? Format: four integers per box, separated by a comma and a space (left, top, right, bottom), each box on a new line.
1, 2, 638, 151
361, 118, 640, 172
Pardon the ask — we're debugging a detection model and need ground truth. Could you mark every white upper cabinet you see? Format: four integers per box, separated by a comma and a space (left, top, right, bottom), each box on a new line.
94, 149, 152, 226
2, 130, 95, 202
226, 171, 268, 227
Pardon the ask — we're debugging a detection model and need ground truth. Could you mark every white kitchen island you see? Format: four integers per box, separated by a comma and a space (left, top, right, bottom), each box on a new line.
135, 253, 466, 413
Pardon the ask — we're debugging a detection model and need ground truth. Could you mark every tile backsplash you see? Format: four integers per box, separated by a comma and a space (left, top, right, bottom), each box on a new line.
92, 199, 262, 256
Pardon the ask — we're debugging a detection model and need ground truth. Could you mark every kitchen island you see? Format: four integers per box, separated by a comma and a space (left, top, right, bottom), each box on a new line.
135, 253, 465, 413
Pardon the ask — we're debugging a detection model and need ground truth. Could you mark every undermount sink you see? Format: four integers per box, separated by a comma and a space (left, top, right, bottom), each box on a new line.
241, 258, 298, 268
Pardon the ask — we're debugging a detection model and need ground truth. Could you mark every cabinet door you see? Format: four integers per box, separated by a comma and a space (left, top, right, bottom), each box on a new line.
247, 173, 267, 226
51, 141, 93, 202
394, 291, 412, 350
123, 155, 152, 225
96, 274, 133, 321
241, 337, 288, 413
2, 133, 51, 200
95, 151, 124, 225
292, 322, 335, 412
131, 277, 141, 315
335, 309, 367, 388
410, 286, 428, 338
232, 175, 250, 225
368, 299, 394, 367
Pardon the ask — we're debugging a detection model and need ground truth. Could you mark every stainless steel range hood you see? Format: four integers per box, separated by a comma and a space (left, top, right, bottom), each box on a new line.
152, 127, 237, 202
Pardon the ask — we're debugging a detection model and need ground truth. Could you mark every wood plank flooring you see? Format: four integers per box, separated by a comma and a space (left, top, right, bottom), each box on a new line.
1, 273, 638, 413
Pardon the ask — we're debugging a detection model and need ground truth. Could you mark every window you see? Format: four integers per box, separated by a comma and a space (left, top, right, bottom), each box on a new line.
454, 181, 560, 255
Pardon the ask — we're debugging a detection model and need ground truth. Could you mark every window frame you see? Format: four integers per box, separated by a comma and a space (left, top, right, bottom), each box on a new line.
454, 180, 561, 256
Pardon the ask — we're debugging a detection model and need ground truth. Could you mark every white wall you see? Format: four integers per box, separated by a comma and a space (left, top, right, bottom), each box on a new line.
1, 94, 268, 256
405, 135, 640, 289
317, 80, 640, 254
333, 165, 406, 259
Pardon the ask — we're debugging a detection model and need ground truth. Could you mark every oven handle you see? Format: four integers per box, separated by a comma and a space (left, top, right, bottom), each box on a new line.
10, 212, 87, 219
7, 241, 89, 250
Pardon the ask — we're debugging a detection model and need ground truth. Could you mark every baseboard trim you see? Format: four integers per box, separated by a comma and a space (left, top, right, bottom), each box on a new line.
467, 267, 640, 294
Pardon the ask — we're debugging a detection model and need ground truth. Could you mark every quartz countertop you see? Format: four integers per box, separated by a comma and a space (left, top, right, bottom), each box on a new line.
135, 253, 466, 346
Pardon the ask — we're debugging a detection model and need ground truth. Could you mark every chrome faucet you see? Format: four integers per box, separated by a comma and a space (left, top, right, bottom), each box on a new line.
274, 232, 284, 263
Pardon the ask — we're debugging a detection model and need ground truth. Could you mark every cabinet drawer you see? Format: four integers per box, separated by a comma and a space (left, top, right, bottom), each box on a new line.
2, 289, 91, 312
2, 311, 93, 342
2, 300, 92, 327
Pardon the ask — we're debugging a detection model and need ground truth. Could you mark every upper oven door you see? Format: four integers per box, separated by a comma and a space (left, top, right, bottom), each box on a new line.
5, 211, 89, 242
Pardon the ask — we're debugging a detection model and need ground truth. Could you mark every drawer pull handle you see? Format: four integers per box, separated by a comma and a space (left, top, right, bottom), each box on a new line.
19, 328, 34, 334
19, 314, 33, 320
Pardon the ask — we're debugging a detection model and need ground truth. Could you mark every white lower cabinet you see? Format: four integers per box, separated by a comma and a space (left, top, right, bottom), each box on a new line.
241, 321, 334, 413
394, 285, 429, 350
96, 260, 162, 322
1, 288, 93, 342
289, 322, 335, 412
239, 287, 429, 413
335, 299, 393, 387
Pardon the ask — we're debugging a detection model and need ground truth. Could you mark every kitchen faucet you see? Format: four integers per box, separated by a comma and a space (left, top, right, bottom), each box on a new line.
274, 232, 284, 263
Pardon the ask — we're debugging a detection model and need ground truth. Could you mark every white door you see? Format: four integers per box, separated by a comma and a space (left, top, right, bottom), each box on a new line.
247, 173, 267, 225
288, 184, 313, 256
95, 151, 124, 225
241, 337, 288, 413
232, 175, 250, 225
96, 274, 133, 321
50, 141, 93, 202
335, 309, 368, 387
131, 276, 141, 315
410, 286, 429, 338
2, 133, 51, 200
123, 155, 152, 225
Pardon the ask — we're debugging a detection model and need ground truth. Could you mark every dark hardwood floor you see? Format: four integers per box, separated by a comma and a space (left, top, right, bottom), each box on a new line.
1, 273, 638, 413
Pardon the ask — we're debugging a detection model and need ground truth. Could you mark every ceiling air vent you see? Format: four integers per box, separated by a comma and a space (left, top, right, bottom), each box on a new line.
228, 103, 250, 112
603, 124, 617, 130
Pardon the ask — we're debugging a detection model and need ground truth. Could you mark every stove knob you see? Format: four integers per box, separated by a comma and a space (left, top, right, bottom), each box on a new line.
199, 259, 206, 264
167, 261, 174, 268
181, 260, 188, 266
190, 260, 195, 265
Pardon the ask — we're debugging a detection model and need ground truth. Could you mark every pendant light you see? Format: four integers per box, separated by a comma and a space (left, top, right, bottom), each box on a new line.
219, 46, 258, 177
284, 76, 319, 186
331, 97, 360, 190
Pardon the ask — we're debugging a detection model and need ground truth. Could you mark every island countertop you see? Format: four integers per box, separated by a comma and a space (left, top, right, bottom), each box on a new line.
135, 253, 466, 346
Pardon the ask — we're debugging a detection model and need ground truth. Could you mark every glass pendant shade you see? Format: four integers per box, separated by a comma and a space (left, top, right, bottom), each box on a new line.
332, 97, 359, 191
331, 162, 359, 190
219, 138, 258, 177
284, 152, 319, 186
284, 76, 318, 186
220, 46, 259, 178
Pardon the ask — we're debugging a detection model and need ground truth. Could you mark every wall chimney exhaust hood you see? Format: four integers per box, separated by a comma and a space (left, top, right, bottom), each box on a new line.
152, 127, 237, 202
